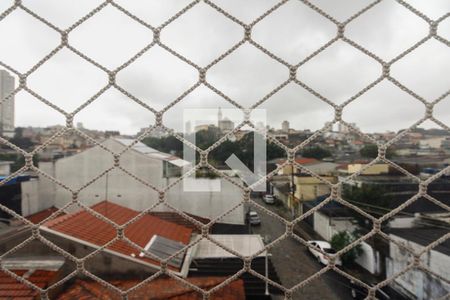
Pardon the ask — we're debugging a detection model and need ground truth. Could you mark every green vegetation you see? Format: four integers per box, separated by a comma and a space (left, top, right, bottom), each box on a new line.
301, 146, 332, 159
0, 153, 39, 173
143, 128, 285, 169
330, 231, 362, 266
360, 144, 395, 159
343, 184, 392, 229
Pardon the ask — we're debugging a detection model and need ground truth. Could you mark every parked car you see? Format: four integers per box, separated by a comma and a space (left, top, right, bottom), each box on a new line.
349, 280, 391, 300
263, 194, 275, 204
247, 211, 261, 226
306, 240, 342, 266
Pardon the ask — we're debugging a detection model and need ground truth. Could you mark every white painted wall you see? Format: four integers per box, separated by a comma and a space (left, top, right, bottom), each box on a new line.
314, 211, 357, 242
355, 241, 380, 274
166, 177, 244, 224
312, 212, 379, 274
0, 163, 11, 176
21, 178, 56, 217
37, 139, 245, 224
387, 234, 450, 300
273, 186, 288, 205
388, 217, 416, 228
314, 211, 331, 240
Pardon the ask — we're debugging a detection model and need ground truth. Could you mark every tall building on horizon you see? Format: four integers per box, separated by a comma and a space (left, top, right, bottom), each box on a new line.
0, 70, 15, 138
217, 107, 234, 133
282, 120, 289, 133
218, 107, 223, 122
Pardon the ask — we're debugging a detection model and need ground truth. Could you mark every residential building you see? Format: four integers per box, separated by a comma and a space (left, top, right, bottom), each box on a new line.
303, 197, 383, 275
37, 138, 245, 224
0, 257, 64, 300
338, 122, 358, 134
281, 120, 289, 133
194, 124, 214, 132
273, 159, 338, 215
442, 137, 450, 151
338, 162, 390, 176
0, 175, 43, 222
58, 277, 246, 300
419, 137, 446, 149
294, 174, 337, 203
0, 70, 15, 138
0, 202, 278, 299
387, 228, 450, 300
303, 198, 358, 243
0, 161, 13, 176
190, 235, 282, 299
1, 201, 194, 276
276, 158, 319, 175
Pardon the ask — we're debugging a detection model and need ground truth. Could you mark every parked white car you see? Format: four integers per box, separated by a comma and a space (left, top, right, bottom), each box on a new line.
307, 240, 342, 266
247, 211, 261, 225
263, 194, 275, 204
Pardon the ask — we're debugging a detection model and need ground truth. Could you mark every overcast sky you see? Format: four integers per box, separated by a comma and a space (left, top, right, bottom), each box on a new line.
0, 0, 449, 135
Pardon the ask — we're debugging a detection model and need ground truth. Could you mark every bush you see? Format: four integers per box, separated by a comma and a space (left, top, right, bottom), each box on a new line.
330, 231, 362, 266
301, 146, 332, 159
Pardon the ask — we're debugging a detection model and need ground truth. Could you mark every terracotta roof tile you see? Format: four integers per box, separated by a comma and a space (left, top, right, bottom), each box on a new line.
26, 207, 62, 224
57, 277, 245, 300
277, 158, 318, 165
42, 201, 193, 270
0, 269, 57, 300
148, 212, 209, 233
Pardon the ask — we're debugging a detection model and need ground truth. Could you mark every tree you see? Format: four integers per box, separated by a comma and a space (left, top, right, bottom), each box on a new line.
360, 144, 395, 159
342, 184, 391, 228
331, 231, 362, 266
0, 153, 39, 173
143, 130, 286, 169
301, 146, 332, 159
143, 136, 183, 157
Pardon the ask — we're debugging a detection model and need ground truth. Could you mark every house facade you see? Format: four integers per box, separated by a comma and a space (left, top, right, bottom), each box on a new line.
37, 138, 245, 224
387, 228, 450, 300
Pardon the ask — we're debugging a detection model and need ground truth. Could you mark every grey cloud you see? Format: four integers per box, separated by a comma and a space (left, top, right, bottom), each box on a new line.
0, 0, 448, 135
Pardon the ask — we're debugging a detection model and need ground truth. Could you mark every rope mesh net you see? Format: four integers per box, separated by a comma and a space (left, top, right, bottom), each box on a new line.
0, 0, 449, 299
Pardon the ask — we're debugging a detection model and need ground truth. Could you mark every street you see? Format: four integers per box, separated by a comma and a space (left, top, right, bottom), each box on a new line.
249, 196, 354, 300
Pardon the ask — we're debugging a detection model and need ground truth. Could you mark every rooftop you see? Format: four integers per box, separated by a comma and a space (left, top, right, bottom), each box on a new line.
0, 269, 58, 299
114, 138, 190, 168
276, 158, 318, 165
0, 257, 63, 300
26, 207, 62, 224
42, 201, 193, 271
304, 196, 354, 219
388, 228, 450, 256
194, 235, 266, 259
57, 277, 245, 300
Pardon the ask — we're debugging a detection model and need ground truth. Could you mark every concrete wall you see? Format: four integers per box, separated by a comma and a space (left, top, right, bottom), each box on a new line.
20, 180, 40, 217
312, 212, 380, 274
388, 217, 416, 228
295, 176, 336, 201
355, 241, 380, 274
313, 211, 331, 241
348, 164, 389, 175
387, 234, 450, 300
0, 163, 11, 176
166, 178, 245, 224
273, 186, 289, 206
38, 139, 245, 224
419, 137, 445, 149
313, 211, 357, 242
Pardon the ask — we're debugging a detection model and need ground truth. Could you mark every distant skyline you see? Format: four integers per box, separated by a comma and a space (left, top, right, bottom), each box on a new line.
0, 0, 448, 135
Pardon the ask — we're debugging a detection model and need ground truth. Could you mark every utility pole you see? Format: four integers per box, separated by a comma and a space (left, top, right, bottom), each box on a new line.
290, 163, 295, 220
265, 250, 269, 296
